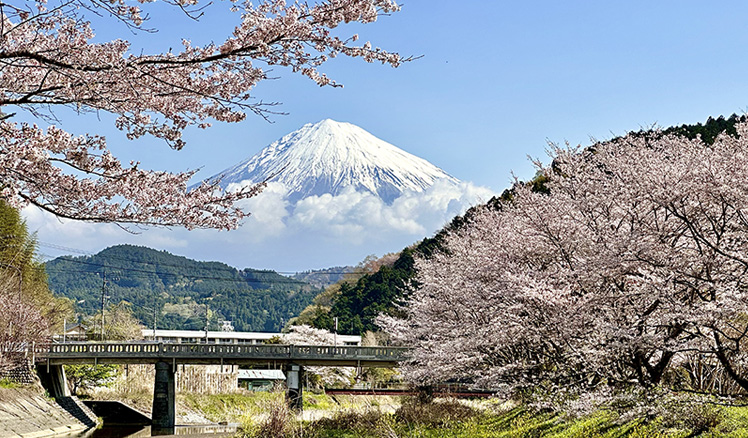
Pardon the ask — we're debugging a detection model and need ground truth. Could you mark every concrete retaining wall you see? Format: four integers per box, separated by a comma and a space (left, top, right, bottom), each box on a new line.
109, 364, 239, 395
0, 387, 90, 438
0, 366, 37, 386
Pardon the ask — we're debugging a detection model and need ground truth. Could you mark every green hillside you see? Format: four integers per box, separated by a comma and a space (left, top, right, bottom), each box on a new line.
310, 204, 496, 335
45, 245, 321, 332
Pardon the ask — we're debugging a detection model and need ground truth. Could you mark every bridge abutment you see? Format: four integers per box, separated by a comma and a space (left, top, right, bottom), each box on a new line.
152, 361, 175, 430
36, 364, 70, 398
284, 363, 303, 411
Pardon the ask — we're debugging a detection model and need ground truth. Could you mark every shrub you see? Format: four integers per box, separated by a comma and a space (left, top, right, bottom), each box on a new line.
661, 400, 724, 435
314, 409, 385, 430
0, 378, 18, 388
395, 397, 479, 427
254, 401, 296, 438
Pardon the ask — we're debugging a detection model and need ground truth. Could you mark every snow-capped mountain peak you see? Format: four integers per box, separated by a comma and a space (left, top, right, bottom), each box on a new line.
210, 119, 459, 203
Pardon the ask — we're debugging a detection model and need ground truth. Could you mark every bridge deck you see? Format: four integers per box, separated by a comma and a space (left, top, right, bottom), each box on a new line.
35, 342, 408, 367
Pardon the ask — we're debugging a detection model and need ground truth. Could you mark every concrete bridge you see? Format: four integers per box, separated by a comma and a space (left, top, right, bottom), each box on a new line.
33, 342, 409, 431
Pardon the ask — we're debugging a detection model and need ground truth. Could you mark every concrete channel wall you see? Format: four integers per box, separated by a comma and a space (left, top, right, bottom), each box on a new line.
0, 387, 93, 438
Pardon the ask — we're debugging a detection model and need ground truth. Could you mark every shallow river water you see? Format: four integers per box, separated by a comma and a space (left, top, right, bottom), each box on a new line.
71, 424, 238, 438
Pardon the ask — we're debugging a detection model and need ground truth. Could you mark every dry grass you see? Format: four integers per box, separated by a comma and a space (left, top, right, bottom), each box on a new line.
253, 399, 299, 438
395, 397, 480, 427
88, 366, 153, 413
239, 395, 304, 438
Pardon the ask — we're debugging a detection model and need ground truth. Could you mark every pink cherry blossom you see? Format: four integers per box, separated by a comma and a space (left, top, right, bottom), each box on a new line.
381, 122, 748, 395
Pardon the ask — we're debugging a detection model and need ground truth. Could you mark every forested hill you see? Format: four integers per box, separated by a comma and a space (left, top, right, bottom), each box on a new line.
310, 114, 747, 335
45, 245, 321, 332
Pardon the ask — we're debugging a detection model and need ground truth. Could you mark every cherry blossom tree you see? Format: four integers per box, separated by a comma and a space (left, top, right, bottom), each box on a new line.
380, 201, 589, 392
0, 0, 406, 228
382, 122, 748, 396
285, 324, 355, 387
0, 273, 49, 373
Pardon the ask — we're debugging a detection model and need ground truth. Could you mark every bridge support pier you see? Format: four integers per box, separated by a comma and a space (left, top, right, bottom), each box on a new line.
284, 363, 304, 411
152, 361, 175, 431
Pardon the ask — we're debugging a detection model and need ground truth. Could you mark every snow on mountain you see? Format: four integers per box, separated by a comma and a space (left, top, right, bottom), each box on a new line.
210, 119, 459, 203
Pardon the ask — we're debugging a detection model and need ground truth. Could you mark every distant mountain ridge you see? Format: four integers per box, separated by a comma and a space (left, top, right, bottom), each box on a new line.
209, 119, 459, 203
45, 245, 321, 332
291, 266, 357, 289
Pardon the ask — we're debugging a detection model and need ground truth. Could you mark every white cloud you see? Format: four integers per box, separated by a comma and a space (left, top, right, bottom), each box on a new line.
290, 180, 493, 238
232, 181, 290, 242
23, 181, 496, 270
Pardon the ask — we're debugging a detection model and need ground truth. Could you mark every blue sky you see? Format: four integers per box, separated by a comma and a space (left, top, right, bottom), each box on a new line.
23, 1, 748, 271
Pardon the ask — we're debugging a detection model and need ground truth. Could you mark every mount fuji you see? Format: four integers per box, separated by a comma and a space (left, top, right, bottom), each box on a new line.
209, 119, 460, 203
23, 119, 495, 271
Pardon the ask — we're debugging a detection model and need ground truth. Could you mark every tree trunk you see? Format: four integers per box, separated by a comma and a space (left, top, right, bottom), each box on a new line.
713, 331, 748, 392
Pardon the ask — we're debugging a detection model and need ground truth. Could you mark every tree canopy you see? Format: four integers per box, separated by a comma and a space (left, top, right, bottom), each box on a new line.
0, 0, 405, 228
321, 114, 748, 340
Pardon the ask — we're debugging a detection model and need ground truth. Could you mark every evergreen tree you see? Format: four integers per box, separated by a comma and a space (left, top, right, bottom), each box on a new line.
0, 200, 69, 372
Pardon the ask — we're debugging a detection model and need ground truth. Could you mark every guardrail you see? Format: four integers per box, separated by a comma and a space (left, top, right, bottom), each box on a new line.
33, 342, 409, 365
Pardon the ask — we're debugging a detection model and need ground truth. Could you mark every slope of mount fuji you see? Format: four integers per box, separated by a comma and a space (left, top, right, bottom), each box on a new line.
211, 119, 459, 203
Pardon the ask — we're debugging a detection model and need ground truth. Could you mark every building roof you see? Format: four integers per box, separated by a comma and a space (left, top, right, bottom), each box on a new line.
59, 323, 87, 336
140, 329, 362, 345
237, 369, 286, 380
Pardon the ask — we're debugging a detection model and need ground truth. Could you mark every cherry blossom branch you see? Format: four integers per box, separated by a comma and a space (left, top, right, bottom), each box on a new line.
0, 0, 408, 228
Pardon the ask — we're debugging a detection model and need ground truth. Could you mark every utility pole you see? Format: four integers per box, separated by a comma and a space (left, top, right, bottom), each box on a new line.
204, 303, 209, 343
100, 272, 107, 341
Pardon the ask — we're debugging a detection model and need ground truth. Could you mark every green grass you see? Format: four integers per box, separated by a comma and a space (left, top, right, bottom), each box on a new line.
305, 412, 665, 438
303, 393, 338, 411
0, 378, 19, 388
717, 406, 748, 438
181, 391, 284, 423
298, 404, 748, 438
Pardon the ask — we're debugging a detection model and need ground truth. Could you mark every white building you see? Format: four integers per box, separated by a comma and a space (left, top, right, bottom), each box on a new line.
238, 369, 286, 391
141, 329, 362, 346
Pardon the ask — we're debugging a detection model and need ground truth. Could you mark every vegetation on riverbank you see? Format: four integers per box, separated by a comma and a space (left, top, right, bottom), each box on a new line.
183, 392, 283, 423
76, 380, 748, 436
240, 396, 748, 438
181, 391, 401, 425
0, 200, 70, 374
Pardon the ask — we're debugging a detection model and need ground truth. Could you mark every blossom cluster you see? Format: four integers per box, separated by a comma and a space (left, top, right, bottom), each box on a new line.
0, 273, 48, 373
285, 324, 355, 387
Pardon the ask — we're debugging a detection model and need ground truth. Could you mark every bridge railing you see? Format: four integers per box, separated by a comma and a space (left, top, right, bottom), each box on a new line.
290, 345, 405, 360
34, 342, 409, 363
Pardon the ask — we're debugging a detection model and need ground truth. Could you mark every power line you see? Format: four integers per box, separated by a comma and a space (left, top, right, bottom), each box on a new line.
42, 259, 368, 292
37, 241, 95, 256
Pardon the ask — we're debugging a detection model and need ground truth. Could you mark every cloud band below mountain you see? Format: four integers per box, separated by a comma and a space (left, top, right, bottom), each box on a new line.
24, 181, 495, 270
